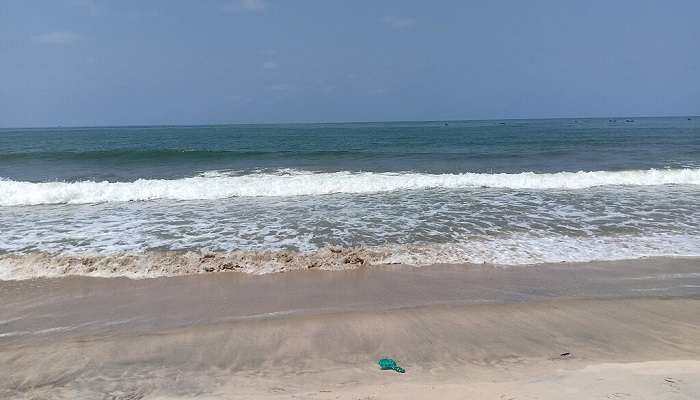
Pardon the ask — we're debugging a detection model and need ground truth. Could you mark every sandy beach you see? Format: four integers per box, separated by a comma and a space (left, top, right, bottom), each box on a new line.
1, 258, 700, 399
0, 259, 700, 399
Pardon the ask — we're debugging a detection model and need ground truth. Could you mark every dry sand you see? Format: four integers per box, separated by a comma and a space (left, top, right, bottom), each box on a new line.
1, 258, 700, 399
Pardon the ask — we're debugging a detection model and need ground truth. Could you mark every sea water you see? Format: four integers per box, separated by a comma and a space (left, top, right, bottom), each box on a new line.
1, 117, 699, 278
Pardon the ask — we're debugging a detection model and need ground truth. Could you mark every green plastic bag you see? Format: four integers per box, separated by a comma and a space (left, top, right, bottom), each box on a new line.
378, 358, 405, 373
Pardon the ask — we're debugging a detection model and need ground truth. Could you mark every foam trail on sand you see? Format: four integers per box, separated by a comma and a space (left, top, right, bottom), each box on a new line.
2, 168, 700, 206
2, 233, 700, 280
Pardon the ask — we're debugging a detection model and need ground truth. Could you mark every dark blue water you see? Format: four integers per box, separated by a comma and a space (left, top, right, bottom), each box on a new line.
1, 117, 698, 182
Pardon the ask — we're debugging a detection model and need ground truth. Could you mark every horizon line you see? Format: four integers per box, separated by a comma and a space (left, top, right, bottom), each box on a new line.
1, 113, 697, 130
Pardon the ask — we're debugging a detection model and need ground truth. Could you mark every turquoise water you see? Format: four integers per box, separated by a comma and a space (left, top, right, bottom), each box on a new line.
1, 117, 700, 278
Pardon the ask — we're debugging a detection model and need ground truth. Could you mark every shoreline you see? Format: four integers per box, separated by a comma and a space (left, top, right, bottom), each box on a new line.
2, 258, 700, 398
3, 248, 700, 280
2, 257, 700, 338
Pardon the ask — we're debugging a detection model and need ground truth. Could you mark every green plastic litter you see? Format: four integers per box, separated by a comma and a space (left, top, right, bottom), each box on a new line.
378, 358, 405, 373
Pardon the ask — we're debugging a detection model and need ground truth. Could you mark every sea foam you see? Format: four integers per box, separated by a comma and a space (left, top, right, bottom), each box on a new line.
2, 168, 700, 206
2, 233, 700, 280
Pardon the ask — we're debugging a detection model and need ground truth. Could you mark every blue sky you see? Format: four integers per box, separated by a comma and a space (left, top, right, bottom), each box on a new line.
0, 0, 698, 127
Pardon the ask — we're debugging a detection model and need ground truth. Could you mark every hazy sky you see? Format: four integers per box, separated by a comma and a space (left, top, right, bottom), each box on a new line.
1, 0, 698, 127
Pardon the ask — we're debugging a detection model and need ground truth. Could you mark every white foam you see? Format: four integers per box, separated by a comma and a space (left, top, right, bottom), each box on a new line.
2, 168, 700, 206
2, 234, 700, 280
383, 234, 700, 266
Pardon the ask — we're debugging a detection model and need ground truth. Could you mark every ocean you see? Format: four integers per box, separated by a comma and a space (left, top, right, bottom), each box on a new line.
1, 117, 699, 279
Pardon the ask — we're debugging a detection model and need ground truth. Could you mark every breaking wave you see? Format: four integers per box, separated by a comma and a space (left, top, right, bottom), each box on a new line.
2, 168, 700, 206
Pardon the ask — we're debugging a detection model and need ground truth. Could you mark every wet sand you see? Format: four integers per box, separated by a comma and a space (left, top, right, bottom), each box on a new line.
2, 258, 700, 399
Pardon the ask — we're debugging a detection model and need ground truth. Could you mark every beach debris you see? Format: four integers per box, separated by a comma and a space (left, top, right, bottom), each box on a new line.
220, 262, 240, 270
559, 352, 572, 358
344, 254, 365, 265
0, 247, 391, 279
378, 358, 406, 373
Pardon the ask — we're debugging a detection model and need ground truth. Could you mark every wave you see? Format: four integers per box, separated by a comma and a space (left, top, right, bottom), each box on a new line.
0, 248, 383, 280
2, 233, 700, 280
2, 168, 700, 206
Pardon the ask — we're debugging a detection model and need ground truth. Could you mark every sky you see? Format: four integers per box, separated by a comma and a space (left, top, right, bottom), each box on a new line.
0, 0, 699, 127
